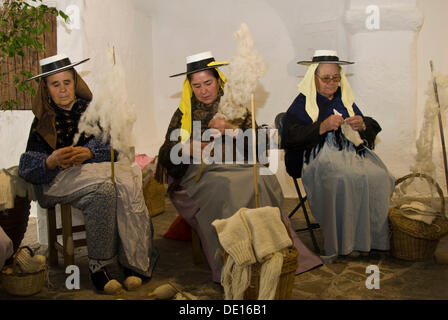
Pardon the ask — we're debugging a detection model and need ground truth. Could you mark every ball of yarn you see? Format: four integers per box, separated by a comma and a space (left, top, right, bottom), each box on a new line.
124, 276, 142, 291
104, 280, 123, 295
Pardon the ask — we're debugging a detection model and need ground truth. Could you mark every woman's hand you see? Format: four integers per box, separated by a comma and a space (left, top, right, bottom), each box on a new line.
345, 115, 366, 131
69, 147, 93, 166
46, 146, 93, 170
319, 114, 344, 134
181, 140, 211, 160
46, 146, 76, 170
208, 118, 238, 135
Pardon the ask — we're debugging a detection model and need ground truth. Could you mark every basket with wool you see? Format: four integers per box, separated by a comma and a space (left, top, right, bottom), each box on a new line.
389, 173, 448, 261
0, 246, 47, 296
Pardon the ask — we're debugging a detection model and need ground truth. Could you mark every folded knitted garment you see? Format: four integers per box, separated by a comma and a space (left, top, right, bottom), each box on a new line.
213, 206, 292, 300
243, 207, 292, 300
400, 201, 439, 225
212, 209, 255, 299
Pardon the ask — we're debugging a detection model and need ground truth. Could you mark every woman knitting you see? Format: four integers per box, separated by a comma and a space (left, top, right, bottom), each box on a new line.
156, 51, 322, 283
18, 54, 158, 293
282, 50, 395, 262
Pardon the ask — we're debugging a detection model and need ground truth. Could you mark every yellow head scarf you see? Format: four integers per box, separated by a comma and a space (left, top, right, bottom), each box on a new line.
179, 62, 227, 144
298, 63, 355, 123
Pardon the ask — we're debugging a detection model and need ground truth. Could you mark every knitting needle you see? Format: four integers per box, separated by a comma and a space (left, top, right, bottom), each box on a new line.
251, 93, 260, 208
430, 61, 448, 197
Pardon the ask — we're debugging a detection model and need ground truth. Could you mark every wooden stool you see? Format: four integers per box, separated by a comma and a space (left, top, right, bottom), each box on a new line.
47, 204, 86, 267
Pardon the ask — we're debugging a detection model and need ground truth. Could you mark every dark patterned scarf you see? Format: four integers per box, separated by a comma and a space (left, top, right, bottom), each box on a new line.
190, 87, 223, 135
51, 98, 90, 148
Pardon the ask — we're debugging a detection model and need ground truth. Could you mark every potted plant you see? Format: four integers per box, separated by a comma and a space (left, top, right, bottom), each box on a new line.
1, 0, 68, 110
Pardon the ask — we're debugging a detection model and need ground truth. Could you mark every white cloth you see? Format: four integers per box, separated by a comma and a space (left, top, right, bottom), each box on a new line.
298, 64, 356, 123
213, 206, 292, 300
400, 201, 439, 225
44, 161, 152, 272
0, 226, 13, 269
0, 170, 14, 211
0, 166, 36, 211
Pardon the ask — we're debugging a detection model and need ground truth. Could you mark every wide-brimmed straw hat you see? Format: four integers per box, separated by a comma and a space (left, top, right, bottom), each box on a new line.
27, 54, 90, 81
297, 50, 354, 66
169, 51, 228, 78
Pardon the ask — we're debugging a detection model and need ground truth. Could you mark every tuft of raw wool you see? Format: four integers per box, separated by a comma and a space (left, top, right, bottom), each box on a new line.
412, 73, 448, 177
147, 283, 177, 300
73, 47, 137, 164
214, 23, 267, 122
124, 276, 142, 291
104, 279, 124, 295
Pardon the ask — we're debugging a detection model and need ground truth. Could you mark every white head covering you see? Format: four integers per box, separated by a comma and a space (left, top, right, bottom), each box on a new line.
297, 50, 356, 123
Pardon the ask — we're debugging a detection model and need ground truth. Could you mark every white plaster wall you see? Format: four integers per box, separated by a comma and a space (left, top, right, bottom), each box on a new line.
134, 0, 349, 198
345, 0, 423, 185
416, 0, 448, 193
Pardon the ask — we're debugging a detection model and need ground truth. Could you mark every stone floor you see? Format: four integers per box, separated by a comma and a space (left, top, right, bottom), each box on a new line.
1, 197, 447, 301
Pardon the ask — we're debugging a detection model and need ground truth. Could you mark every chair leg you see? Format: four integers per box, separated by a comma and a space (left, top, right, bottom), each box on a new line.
300, 197, 320, 254
47, 207, 58, 266
293, 178, 320, 254
60, 204, 75, 267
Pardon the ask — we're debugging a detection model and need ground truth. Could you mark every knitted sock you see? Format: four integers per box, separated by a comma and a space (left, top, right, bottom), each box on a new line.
212, 208, 256, 266
243, 206, 292, 262
213, 208, 255, 300
220, 255, 252, 300
258, 252, 283, 300
231, 263, 251, 300
243, 207, 292, 300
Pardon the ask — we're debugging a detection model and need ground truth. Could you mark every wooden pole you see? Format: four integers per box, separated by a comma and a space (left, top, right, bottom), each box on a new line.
111, 46, 116, 185
430, 60, 448, 196
110, 151, 115, 185
251, 94, 260, 208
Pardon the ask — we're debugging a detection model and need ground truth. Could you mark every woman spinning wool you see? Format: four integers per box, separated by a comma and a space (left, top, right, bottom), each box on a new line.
18, 55, 158, 293
282, 50, 395, 262
156, 51, 322, 283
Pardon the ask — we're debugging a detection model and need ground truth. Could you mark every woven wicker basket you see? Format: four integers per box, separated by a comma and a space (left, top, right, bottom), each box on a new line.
222, 218, 299, 301
243, 246, 298, 300
143, 176, 166, 217
389, 173, 448, 261
0, 247, 47, 296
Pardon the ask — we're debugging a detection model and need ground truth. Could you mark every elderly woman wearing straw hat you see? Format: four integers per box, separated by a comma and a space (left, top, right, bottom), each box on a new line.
18, 54, 158, 293
281, 50, 395, 262
156, 51, 322, 283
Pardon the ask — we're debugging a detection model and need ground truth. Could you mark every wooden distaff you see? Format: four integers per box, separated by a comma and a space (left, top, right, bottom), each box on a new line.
430, 60, 448, 196
251, 93, 260, 208
110, 46, 117, 185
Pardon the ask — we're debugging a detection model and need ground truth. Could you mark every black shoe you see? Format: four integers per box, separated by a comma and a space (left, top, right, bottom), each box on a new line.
123, 267, 150, 282
89, 267, 113, 291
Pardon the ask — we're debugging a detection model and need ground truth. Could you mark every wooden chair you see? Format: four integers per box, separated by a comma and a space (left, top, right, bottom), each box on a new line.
46, 204, 87, 267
